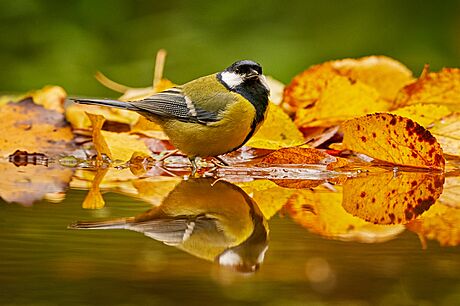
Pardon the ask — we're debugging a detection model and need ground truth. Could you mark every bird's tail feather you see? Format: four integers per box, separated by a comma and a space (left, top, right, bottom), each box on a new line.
70, 98, 138, 111
68, 217, 135, 230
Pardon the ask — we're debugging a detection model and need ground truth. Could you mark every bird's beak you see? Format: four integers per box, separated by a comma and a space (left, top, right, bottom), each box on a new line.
246, 69, 260, 79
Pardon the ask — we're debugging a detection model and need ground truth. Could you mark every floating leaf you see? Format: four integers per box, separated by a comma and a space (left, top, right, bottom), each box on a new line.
101, 130, 151, 162
261, 147, 335, 165
286, 187, 405, 243
342, 171, 444, 224
342, 113, 445, 170
246, 103, 304, 149
406, 202, 460, 247
0, 100, 74, 158
394, 67, 460, 111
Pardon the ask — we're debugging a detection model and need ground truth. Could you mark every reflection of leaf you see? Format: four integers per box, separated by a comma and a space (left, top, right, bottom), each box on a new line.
406, 202, 460, 247
394, 67, 460, 111
429, 113, 460, 156
0, 100, 74, 158
286, 187, 405, 243
438, 176, 460, 208
82, 168, 109, 209
0, 162, 73, 206
246, 103, 305, 149
132, 177, 182, 206
342, 113, 445, 170
238, 180, 296, 219
342, 172, 444, 224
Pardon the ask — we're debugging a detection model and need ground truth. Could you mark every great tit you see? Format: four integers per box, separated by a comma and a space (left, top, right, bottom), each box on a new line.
69, 178, 269, 273
72, 60, 270, 173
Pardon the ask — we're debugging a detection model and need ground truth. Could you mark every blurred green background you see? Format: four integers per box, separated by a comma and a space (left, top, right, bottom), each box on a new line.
0, 0, 459, 97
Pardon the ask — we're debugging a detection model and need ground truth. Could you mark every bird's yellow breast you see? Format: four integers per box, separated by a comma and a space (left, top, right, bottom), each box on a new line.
161, 93, 257, 157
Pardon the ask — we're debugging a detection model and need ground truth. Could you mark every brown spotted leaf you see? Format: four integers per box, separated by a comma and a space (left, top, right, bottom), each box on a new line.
342, 171, 444, 225
342, 113, 445, 170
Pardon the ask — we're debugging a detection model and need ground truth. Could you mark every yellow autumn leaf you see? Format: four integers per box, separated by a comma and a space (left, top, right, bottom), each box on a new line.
406, 202, 460, 247
66, 103, 139, 130
342, 113, 445, 170
0, 85, 67, 113
0, 100, 74, 158
286, 187, 405, 243
82, 168, 108, 209
331, 55, 414, 102
391, 103, 452, 127
429, 113, 460, 156
102, 131, 151, 162
237, 179, 296, 219
295, 74, 389, 127
86, 112, 112, 161
342, 171, 444, 224
246, 103, 305, 149
394, 67, 460, 111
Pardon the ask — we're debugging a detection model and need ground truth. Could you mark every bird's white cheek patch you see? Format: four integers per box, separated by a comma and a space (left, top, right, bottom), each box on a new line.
220, 71, 244, 89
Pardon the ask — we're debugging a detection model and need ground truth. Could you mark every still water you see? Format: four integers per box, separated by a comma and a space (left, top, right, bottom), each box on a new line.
1, 164, 459, 306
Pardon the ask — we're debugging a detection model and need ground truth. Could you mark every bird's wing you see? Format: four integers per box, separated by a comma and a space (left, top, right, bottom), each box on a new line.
131, 215, 218, 246
132, 87, 220, 124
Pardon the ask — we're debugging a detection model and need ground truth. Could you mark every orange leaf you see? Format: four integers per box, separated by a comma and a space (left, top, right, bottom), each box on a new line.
342, 113, 445, 170
86, 112, 112, 161
342, 171, 444, 224
394, 67, 460, 110
261, 147, 334, 165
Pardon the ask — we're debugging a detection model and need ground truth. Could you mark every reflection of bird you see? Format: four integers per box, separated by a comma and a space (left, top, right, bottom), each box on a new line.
69, 178, 269, 273
72, 60, 270, 174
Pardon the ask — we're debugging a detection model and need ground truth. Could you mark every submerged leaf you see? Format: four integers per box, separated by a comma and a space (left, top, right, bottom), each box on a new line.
342, 113, 445, 170
342, 171, 444, 224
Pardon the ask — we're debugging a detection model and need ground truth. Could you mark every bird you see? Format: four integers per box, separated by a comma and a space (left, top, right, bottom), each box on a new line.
69, 178, 269, 273
71, 60, 271, 174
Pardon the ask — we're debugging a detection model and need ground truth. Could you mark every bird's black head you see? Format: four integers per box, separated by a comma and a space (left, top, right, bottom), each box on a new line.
218, 60, 270, 94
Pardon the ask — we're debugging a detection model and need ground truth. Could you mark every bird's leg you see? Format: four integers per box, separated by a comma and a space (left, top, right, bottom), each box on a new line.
189, 157, 199, 177
213, 156, 230, 166
157, 149, 179, 162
